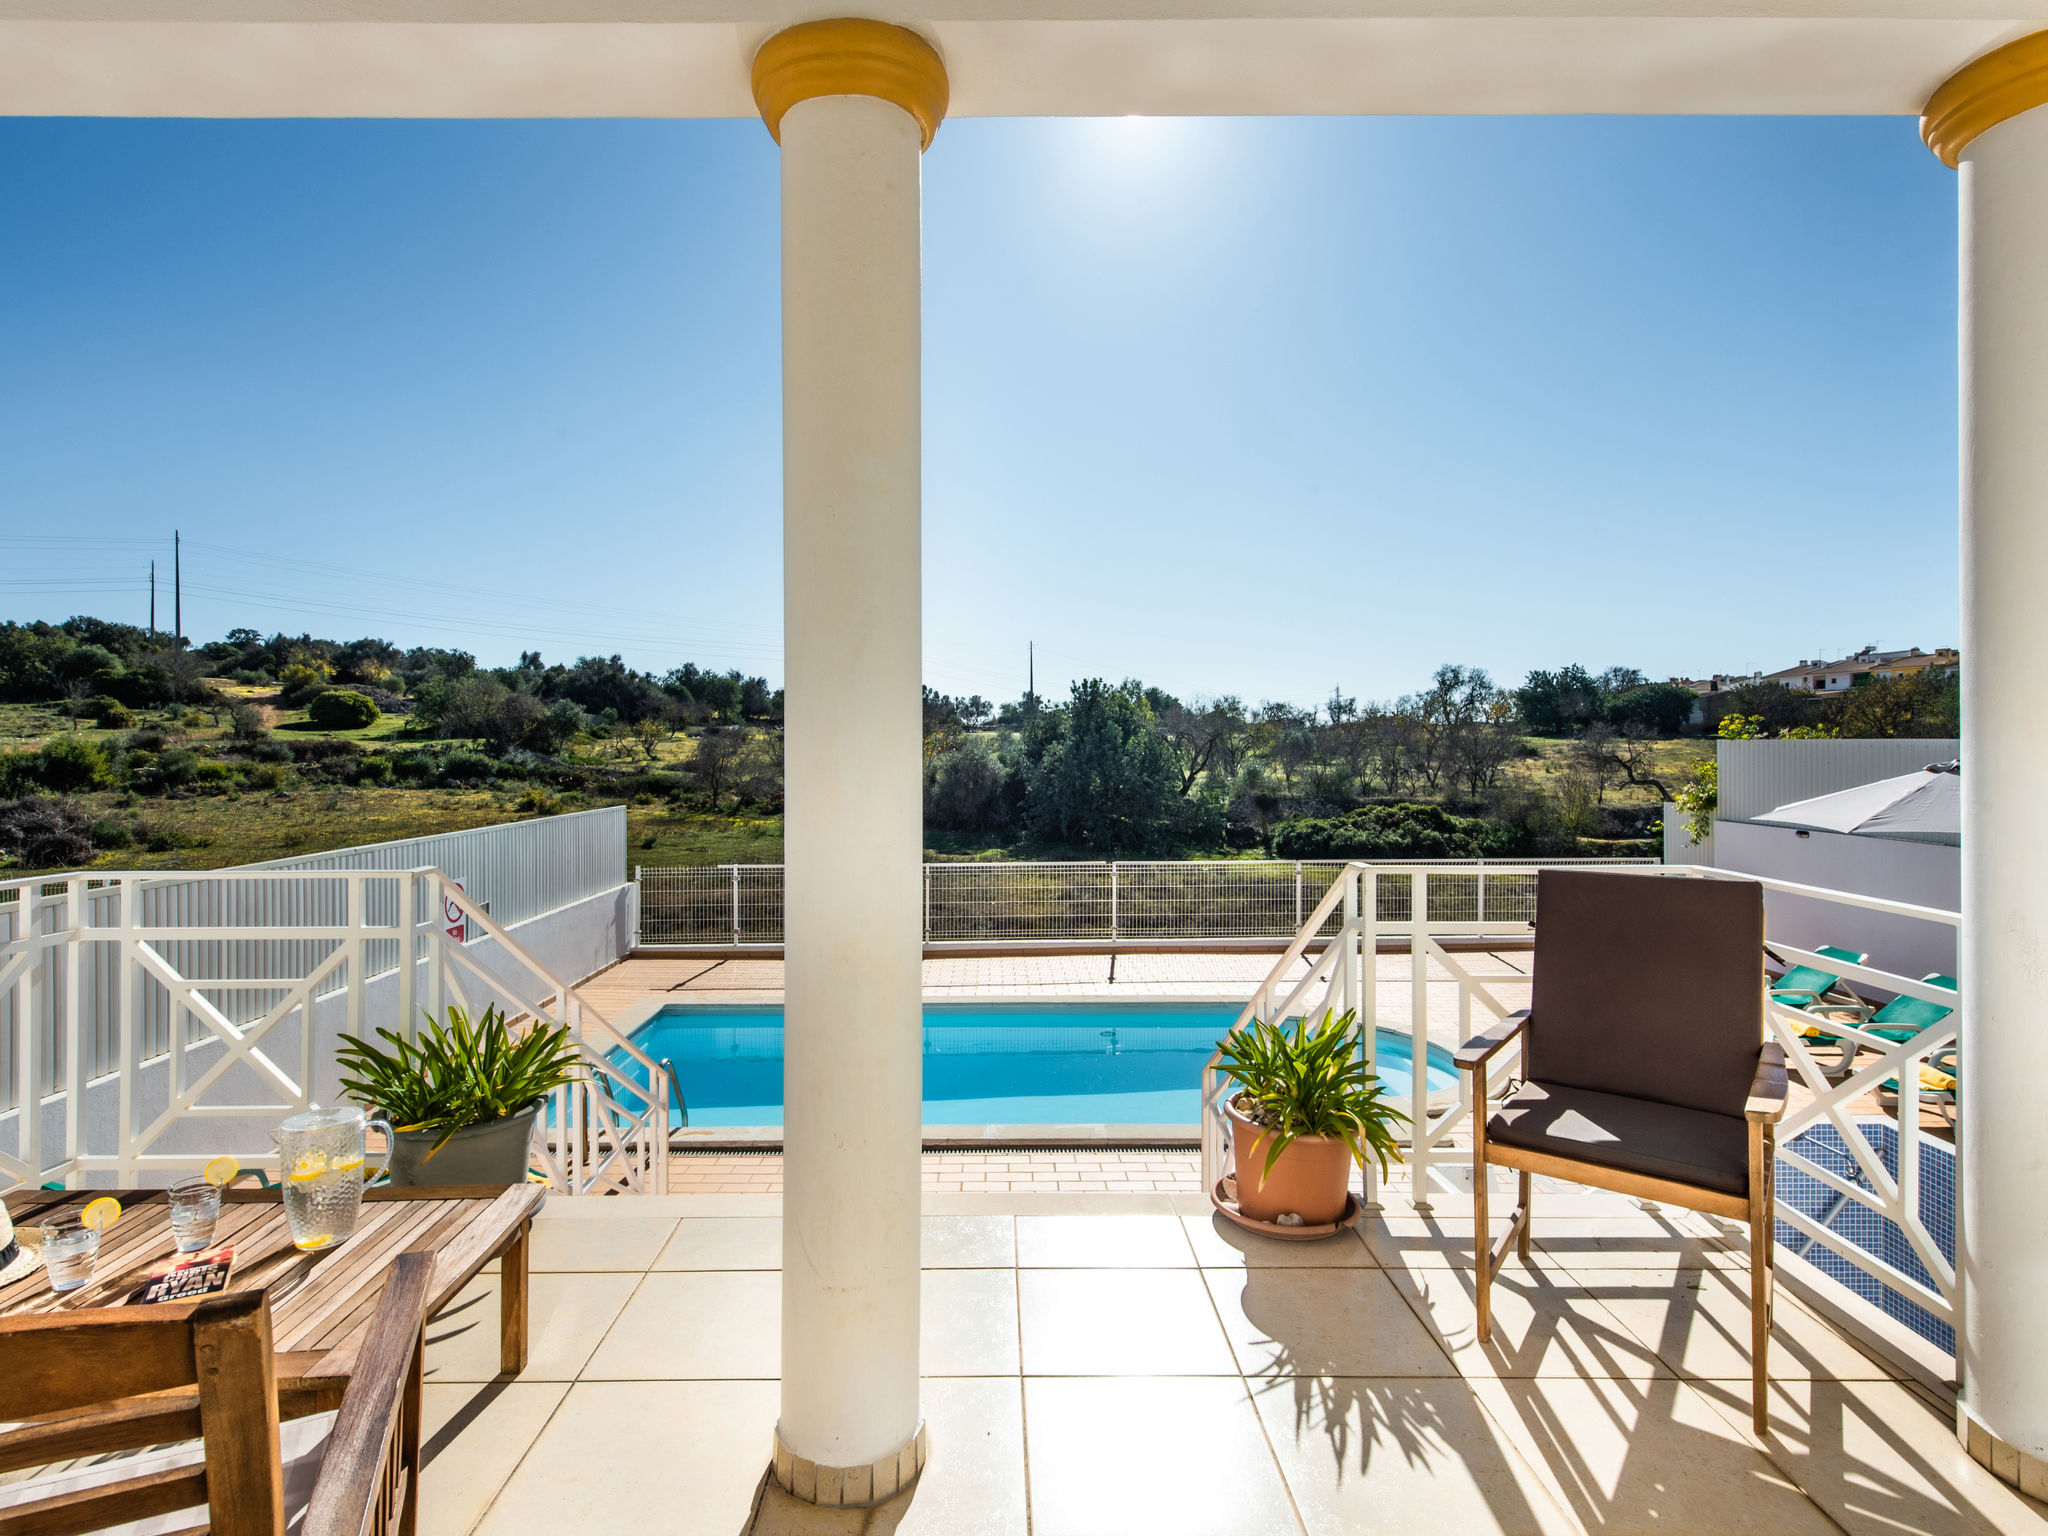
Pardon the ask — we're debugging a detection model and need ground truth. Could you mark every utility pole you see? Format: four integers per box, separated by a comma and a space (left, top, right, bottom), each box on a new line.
1028, 642, 1034, 705
173, 530, 182, 646
149, 560, 156, 635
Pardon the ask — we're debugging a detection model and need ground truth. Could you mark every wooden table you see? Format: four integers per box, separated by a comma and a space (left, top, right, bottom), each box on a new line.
2, 1184, 544, 1400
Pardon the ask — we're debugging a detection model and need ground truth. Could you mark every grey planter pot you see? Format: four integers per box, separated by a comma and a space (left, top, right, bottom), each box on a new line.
387, 1105, 539, 1188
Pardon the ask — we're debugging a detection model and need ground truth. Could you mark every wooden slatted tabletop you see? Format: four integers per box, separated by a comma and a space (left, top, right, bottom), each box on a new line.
2, 1184, 541, 1390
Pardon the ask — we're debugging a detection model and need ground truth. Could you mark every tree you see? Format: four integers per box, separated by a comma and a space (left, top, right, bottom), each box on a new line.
1404, 665, 1510, 792
925, 735, 1012, 832
688, 727, 748, 810
632, 716, 665, 763
1825, 670, 1960, 738
1516, 666, 1602, 735
1025, 679, 1199, 851
1605, 683, 1696, 736
1578, 721, 1683, 801
1158, 696, 1246, 796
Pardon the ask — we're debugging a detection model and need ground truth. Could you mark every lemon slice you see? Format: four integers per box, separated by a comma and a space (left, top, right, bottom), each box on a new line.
286, 1153, 330, 1184
293, 1233, 335, 1251
79, 1196, 122, 1232
330, 1153, 364, 1175
201, 1155, 239, 1188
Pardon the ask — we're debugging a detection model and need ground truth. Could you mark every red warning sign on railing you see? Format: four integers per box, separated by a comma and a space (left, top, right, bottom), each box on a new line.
443, 880, 467, 945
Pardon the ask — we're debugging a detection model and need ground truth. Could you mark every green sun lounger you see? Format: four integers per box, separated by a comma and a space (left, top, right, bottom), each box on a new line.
1769, 945, 1869, 1078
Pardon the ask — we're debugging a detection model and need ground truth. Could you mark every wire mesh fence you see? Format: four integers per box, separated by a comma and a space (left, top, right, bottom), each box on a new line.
633, 857, 1657, 947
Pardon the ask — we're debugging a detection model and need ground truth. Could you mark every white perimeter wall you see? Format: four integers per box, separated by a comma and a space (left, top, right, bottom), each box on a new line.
1714, 819, 1959, 983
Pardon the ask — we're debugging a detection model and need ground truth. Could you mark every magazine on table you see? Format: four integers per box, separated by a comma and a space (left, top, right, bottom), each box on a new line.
128, 1245, 236, 1304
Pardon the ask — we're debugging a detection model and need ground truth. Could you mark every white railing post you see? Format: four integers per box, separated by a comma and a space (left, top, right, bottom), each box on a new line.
1110, 862, 1120, 943
61, 878, 84, 1175
1408, 871, 1433, 1211
397, 871, 417, 1042
119, 879, 140, 1185
730, 864, 741, 946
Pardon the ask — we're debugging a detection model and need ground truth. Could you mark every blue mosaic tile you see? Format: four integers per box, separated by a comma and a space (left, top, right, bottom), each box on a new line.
1775, 1119, 1955, 1355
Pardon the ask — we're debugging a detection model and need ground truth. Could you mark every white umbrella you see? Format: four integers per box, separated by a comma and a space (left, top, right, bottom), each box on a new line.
1752, 763, 1960, 843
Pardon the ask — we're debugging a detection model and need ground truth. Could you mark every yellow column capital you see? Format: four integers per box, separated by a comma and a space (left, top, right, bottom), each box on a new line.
1923, 30, 2048, 167
751, 18, 949, 152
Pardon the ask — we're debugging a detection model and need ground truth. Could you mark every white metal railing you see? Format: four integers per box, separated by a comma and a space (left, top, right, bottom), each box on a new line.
1200, 860, 1963, 1356
0, 865, 668, 1197
634, 856, 1656, 948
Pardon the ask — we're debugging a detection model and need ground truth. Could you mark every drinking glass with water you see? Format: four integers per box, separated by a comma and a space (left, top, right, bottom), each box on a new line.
40, 1216, 98, 1292
168, 1176, 223, 1253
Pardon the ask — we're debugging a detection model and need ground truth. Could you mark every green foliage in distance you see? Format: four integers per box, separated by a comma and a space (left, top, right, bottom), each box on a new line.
1215, 1007, 1410, 1183
308, 689, 381, 730
336, 1003, 583, 1157
1272, 802, 1528, 860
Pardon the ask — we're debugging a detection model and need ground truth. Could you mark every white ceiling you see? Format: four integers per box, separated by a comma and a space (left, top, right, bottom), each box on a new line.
0, 4, 2040, 118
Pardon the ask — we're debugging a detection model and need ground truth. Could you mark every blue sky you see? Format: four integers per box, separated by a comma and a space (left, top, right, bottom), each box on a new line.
0, 112, 1957, 708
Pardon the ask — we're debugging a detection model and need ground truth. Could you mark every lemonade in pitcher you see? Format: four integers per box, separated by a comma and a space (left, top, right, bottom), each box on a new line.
273, 1106, 390, 1250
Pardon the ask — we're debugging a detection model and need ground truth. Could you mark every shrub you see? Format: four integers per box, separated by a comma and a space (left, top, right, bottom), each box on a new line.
351, 755, 394, 786
250, 741, 294, 763
244, 762, 289, 791
132, 747, 200, 794
37, 735, 111, 792
228, 701, 268, 743
517, 787, 562, 816
308, 689, 380, 730
278, 660, 336, 707
438, 751, 501, 784
125, 728, 173, 754
0, 796, 97, 869
93, 697, 135, 729
88, 817, 132, 848
1271, 802, 1529, 860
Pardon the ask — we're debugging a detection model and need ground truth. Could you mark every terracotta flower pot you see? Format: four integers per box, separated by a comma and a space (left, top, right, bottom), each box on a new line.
1226, 1096, 1354, 1226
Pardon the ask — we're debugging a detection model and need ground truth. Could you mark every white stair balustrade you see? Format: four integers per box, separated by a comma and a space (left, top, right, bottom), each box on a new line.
0, 865, 667, 1197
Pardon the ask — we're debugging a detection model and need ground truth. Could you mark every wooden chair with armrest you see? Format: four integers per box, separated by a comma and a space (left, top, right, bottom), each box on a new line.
1456, 869, 1789, 1434
0, 1250, 435, 1536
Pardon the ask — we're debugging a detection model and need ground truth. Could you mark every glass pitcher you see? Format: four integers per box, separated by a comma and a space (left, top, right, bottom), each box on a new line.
271, 1105, 391, 1251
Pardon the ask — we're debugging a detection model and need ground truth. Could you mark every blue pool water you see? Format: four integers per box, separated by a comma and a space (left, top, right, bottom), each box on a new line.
612, 1003, 1458, 1127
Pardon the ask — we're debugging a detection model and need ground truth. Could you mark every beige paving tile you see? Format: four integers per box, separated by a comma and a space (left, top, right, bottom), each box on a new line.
1363, 1214, 1486, 1270
1389, 1263, 1669, 1381
581, 1270, 780, 1380
1206, 1266, 1458, 1380
1693, 1376, 2048, 1536
920, 1214, 1016, 1268
1251, 1376, 1579, 1536
653, 1216, 782, 1271
1578, 1266, 1899, 1384
1015, 1213, 1195, 1267
425, 1271, 639, 1383
419, 1380, 568, 1536
1024, 1377, 1304, 1536
921, 1267, 1021, 1376
748, 1378, 1028, 1536
1530, 1215, 1748, 1271
473, 1380, 774, 1536
1182, 1212, 1377, 1269
526, 1215, 678, 1272
1469, 1373, 1842, 1535
1018, 1268, 1237, 1375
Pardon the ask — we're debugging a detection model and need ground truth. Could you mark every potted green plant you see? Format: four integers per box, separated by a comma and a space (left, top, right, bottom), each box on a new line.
1216, 1007, 1409, 1228
335, 1003, 582, 1187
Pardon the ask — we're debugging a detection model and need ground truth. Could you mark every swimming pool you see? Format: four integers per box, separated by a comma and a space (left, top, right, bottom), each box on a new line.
614, 1002, 1458, 1128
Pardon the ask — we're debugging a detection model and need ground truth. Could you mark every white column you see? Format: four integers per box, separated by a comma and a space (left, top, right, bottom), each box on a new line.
1958, 94, 2048, 1466
771, 52, 934, 1503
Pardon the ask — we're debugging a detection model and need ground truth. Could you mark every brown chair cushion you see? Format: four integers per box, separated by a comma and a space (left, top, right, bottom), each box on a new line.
1529, 869, 1765, 1117
1486, 1079, 1751, 1197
